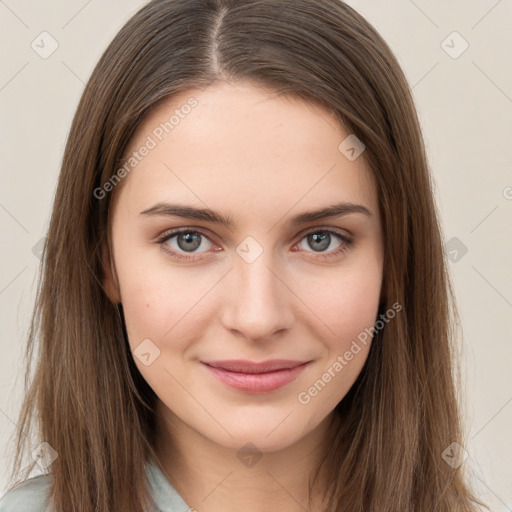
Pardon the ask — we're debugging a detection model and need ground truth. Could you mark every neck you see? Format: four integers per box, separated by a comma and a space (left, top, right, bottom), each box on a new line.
154, 401, 339, 512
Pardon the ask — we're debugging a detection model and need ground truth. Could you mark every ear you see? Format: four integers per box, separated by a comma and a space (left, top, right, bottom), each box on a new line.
101, 237, 121, 304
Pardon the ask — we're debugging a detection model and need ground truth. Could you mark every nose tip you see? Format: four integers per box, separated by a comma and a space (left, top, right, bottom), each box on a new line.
220, 258, 294, 342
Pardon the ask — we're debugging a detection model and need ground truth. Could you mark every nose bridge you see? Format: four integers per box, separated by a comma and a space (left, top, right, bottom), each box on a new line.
222, 245, 293, 340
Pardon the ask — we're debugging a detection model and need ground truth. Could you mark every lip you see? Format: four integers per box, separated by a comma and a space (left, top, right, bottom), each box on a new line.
201, 359, 310, 393
202, 359, 308, 373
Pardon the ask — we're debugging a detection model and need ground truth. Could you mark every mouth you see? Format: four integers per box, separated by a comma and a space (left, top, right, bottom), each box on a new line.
200, 359, 311, 393
201, 359, 309, 373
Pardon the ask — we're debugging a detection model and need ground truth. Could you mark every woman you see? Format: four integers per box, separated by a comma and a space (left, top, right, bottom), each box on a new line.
0, 0, 486, 511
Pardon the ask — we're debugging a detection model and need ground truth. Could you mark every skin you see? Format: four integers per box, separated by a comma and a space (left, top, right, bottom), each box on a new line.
103, 80, 384, 512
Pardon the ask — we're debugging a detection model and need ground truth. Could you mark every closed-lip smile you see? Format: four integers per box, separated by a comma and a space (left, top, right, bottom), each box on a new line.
201, 359, 309, 373
200, 359, 311, 393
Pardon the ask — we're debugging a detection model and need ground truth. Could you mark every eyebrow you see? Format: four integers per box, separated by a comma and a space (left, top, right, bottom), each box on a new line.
139, 201, 372, 227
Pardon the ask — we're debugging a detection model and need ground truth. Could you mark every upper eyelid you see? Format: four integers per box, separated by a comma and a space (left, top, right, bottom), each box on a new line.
158, 225, 352, 247
158, 226, 216, 244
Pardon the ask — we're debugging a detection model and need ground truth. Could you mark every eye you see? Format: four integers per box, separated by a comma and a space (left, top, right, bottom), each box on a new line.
156, 228, 217, 261
156, 227, 354, 262
293, 228, 353, 260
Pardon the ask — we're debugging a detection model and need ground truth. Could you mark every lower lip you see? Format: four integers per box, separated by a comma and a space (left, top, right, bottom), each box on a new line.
202, 362, 309, 393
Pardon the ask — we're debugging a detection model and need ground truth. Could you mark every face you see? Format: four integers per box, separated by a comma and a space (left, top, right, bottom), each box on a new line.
103, 81, 384, 453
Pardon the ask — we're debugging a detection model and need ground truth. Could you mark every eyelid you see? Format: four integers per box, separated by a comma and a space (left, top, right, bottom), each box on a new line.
298, 225, 353, 241
156, 225, 352, 246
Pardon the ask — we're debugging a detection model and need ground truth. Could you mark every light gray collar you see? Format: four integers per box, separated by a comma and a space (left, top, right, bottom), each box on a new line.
145, 459, 192, 512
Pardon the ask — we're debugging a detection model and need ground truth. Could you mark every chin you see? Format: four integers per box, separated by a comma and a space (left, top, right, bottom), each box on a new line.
202, 418, 310, 454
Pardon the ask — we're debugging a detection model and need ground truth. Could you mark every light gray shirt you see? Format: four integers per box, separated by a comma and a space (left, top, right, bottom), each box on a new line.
0, 460, 191, 512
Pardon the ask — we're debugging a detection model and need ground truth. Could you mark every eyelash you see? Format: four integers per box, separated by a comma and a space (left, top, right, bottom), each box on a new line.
156, 227, 354, 262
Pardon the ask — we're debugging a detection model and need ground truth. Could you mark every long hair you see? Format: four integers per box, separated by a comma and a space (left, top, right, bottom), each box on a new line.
7, 0, 486, 510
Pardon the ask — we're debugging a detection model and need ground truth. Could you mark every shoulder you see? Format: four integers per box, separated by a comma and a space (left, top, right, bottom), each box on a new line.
0, 473, 51, 512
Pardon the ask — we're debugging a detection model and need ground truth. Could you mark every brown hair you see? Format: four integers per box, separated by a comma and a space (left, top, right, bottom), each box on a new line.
7, 0, 487, 510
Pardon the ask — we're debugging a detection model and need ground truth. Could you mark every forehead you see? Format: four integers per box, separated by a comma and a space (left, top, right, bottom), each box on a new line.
115, 81, 378, 223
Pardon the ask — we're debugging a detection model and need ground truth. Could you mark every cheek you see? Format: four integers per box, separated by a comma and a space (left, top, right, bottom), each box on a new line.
117, 263, 205, 396
115, 248, 199, 350
293, 266, 381, 418
298, 261, 382, 343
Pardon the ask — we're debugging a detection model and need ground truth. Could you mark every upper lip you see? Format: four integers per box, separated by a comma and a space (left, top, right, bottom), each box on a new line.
202, 359, 309, 374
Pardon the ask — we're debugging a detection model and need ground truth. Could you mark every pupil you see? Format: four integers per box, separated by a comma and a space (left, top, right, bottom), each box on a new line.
178, 232, 201, 252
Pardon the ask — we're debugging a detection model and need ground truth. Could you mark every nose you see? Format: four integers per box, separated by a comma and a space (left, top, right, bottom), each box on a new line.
220, 252, 295, 342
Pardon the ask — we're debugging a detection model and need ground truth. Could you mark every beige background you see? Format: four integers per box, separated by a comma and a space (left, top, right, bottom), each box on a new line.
0, 0, 511, 509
